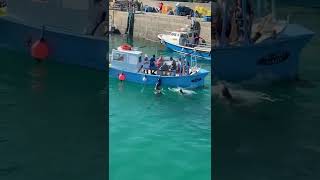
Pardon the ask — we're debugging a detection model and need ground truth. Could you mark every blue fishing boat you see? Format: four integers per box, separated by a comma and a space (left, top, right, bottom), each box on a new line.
109, 44, 209, 88
0, 0, 108, 70
212, 0, 315, 82
158, 19, 212, 61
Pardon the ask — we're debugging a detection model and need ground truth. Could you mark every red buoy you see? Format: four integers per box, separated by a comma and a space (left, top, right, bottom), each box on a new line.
118, 73, 126, 81
31, 39, 49, 61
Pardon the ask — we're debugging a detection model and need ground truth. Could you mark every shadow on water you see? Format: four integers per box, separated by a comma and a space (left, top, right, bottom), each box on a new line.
0, 49, 107, 179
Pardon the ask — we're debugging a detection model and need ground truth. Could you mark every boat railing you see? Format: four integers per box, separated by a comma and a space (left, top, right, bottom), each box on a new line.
184, 42, 211, 49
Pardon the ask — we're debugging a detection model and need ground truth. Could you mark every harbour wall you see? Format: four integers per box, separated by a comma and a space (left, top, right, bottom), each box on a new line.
110, 10, 211, 43
138, 0, 211, 10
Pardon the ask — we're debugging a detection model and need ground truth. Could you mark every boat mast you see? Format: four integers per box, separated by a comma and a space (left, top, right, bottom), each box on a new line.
221, 0, 228, 47
126, 0, 135, 45
257, 0, 261, 17
271, 0, 276, 22
242, 0, 249, 45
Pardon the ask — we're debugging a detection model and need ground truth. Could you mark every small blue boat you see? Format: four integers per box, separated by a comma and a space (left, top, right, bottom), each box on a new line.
109, 45, 209, 88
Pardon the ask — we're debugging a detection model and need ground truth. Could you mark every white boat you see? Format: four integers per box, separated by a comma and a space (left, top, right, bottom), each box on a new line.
158, 22, 212, 60
212, 0, 314, 82
158, 30, 211, 60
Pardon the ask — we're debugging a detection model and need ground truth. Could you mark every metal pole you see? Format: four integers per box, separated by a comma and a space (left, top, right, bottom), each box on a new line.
242, 0, 249, 45
221, 0, 228, 47
271, 0, 276, 22
112, 10, 114, 26
257, 0, 261, 17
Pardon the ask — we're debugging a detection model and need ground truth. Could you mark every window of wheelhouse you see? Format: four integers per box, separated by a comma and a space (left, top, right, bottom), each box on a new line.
113, 52, 126, 62
181, 34, 188, 39
127, 54, 139, 65
171, 32, 177, 36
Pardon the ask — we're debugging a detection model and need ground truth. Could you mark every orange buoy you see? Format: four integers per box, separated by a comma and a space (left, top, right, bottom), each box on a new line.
31, 38, 49, 61
120, 43, 132, 51
118, 73, 126, 81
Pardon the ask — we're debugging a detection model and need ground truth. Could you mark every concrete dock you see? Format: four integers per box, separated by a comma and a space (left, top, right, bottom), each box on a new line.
110, 10, 211, 43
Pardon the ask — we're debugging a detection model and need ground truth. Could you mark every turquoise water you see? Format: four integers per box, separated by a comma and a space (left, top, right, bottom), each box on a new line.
109, 36, 211, 180
214, 2, 320, 179
0, 50, 107, 179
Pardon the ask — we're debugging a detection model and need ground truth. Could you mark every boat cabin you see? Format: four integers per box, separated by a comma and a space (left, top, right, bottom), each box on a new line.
167, 31, 196, 46
111, 48, 143, 73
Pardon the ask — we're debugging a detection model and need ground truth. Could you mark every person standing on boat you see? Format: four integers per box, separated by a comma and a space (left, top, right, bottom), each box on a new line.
137, 55, 143, 73
143, 54, 150, 74
149, 55, 157, 75
170, 58, 177, 76
185, 61, 190, 75
158, 2, 164, 13
156, 56, 164, 69
177, 58, 182, 76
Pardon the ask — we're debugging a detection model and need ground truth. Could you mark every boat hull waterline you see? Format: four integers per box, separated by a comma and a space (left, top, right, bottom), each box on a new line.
0, 16, 108, 70
162, 40, 211, 61
110, 67, 209, 88
213, 24, 315, 82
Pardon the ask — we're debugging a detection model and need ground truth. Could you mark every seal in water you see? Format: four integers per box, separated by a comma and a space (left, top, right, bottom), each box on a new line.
222, 85, 233, 100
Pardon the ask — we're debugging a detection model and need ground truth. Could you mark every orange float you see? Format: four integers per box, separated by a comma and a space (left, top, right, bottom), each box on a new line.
118, 73, 126, 81
31, 38, 49, 61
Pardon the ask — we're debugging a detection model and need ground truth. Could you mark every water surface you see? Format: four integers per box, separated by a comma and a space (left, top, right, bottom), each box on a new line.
214, 2, 320, 179
109, 36, 211, 180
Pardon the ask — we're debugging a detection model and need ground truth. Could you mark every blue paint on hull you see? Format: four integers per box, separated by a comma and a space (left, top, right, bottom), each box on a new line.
110, 68, 209, 88
213, 24, 315, 82
0, 16, 108, 70
163, 41, 211, 60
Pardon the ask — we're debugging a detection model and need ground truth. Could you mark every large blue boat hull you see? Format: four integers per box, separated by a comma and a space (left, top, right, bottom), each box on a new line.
110, 67, 209, 88
213, 24, 315, 82
163, 41, 211, 60
0, 16, 108, 70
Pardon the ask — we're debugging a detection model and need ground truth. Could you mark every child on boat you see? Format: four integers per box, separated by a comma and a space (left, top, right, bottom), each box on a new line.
143, 55, 150, 74
149, 55, 157, 75
170, 57, 177, 76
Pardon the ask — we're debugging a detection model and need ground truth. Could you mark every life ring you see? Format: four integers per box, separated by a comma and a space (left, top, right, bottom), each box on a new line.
120, 44, 132, 51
